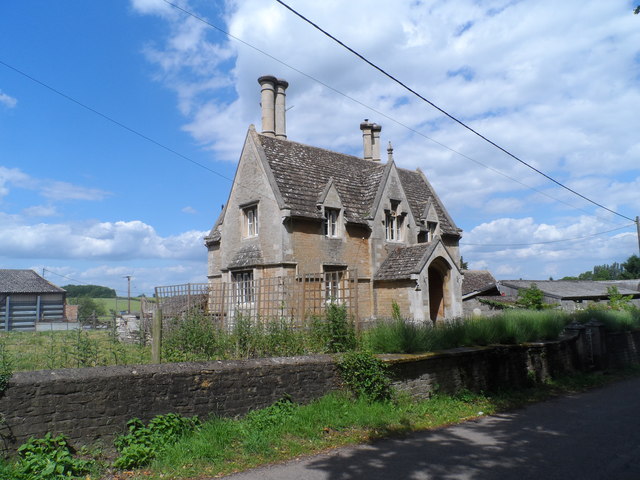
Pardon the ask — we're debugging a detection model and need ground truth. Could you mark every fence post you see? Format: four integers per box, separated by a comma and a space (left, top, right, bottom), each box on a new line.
352, 269, 359, 330
152, 306, 162, 364
220, 283, 226, 327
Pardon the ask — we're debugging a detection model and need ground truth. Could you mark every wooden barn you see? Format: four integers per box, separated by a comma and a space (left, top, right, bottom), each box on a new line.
0, 269, 67, 331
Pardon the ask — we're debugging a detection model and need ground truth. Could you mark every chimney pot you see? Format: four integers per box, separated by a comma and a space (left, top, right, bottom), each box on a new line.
258, 76, 278, 137
360, 120, 373, 161
275, 78, 288, 139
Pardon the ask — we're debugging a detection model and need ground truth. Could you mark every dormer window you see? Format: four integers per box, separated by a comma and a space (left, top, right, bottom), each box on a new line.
385, 201, 403, 242
324, 208, 340, 237
427, 221, 437, 242
243, 204, 258, 237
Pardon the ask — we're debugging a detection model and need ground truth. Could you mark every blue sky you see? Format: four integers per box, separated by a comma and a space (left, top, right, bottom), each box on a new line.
1, 0, 639, 296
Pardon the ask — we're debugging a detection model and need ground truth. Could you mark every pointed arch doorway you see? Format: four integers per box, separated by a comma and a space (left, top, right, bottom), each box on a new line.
428, 257, 451, 323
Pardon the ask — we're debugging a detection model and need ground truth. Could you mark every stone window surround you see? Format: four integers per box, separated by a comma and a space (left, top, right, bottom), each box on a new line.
232, 269, 254, 304
384, 200, 405, 242
323, 207, 341, 238
241, 202, 259, 238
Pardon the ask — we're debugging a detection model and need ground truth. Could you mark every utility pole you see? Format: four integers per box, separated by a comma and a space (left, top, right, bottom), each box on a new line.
124, 275, 132, 314
636, 216, 640, 256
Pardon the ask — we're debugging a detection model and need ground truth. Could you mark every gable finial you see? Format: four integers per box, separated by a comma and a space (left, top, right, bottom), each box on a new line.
387, 141, 394, 162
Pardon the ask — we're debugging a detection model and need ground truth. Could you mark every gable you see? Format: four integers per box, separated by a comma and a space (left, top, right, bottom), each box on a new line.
258, 133, 384, 224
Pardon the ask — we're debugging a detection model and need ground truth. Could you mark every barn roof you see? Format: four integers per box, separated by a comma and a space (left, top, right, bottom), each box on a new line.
0, 270, 66, 294
462, 270, 498, 296
499, 280, 640, 300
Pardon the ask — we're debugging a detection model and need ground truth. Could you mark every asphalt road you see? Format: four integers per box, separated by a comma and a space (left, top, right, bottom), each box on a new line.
221, 375, 640, 480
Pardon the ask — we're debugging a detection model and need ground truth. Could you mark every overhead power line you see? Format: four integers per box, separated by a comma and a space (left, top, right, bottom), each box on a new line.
461, 223, 635, 248
0, 60, 233, 185
274, 0, 636, 224
2, 56, 630, 253
160, 0, 628, 226
1, 7, 634, 252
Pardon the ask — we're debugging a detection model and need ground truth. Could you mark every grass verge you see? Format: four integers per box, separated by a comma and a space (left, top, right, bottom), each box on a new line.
114, 366, 639, 480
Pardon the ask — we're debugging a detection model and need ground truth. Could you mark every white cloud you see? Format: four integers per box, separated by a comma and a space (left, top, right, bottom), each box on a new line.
0, 166, 110, 203
0, 91, 17, 109
461, 216, 638, 279
181, 206, 197, 214
131, 0, 640, 279
0, 218, 207, 261
40, 181, 110, 201
22, 205, 57, 217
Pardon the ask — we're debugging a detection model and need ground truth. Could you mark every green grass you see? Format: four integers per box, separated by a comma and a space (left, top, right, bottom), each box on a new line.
67, 297, 151, 316
363, 310, 571, 354
124, 366, 640, 479
0, 329, 151, 371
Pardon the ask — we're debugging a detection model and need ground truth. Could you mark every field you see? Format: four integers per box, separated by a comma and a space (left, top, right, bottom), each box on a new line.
67, 297, 154, 316
0, 328, 151, 371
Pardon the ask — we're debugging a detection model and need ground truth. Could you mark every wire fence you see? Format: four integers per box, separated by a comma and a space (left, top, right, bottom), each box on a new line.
0, 318, 152, 372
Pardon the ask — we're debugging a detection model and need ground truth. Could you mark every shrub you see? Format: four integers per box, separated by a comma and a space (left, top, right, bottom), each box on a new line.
337, 351, 392, 402
0, 340, 13, 392
16, 433, 93, 479
114, 413, 201, 470
516, 284, 556, 310
312, 304, 356, 353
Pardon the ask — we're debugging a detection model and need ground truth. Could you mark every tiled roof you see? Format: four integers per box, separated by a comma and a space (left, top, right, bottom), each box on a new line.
227, 244, 264, 269
396, 168, 458, 235
374, 243, 437, 280
259, 134, 383, 224
462, 270, 497, 296
0, 270, 66, 294
258, 133, 458, 235
499, 280, 640, 299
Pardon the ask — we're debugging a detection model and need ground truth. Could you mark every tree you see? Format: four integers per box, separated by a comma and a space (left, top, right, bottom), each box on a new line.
76, 297, 106, 321
635, 5, 640, 14
63, 284, 116, 298
460, 256, 469, 270
622, 255, 640, 279
516, 283, 547, 310
565, 255, 639, 281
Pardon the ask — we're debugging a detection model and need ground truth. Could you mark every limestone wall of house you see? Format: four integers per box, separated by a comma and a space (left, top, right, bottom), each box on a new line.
370, 166, 421, 276
374, 280, 414, 319
212, 136, 286, 275
289, 219, 372, 277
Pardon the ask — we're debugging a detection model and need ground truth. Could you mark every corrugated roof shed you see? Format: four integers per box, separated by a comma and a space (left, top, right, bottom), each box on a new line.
499, 280, 640, 299
0, 270, 66, 294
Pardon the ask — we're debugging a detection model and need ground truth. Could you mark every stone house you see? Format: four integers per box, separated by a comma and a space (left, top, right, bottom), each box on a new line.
0, 269, 67, 331
205, 76, 463, 323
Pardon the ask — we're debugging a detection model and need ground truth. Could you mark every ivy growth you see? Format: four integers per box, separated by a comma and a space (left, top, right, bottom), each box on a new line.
337, 351, 392, 402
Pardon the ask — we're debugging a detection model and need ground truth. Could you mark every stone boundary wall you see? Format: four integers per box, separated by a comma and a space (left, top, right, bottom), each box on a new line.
0, 356, 338, 453
0, 324, 637, 452
384, 331, 587, 398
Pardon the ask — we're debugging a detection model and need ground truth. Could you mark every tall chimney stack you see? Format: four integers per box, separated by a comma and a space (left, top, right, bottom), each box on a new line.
258, 75, 288, 139
371, 123, 381, 162
275, 79, 288, 139
258, 75, 276, 137
360, 120, 373, 160
360, 120, 381, 161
